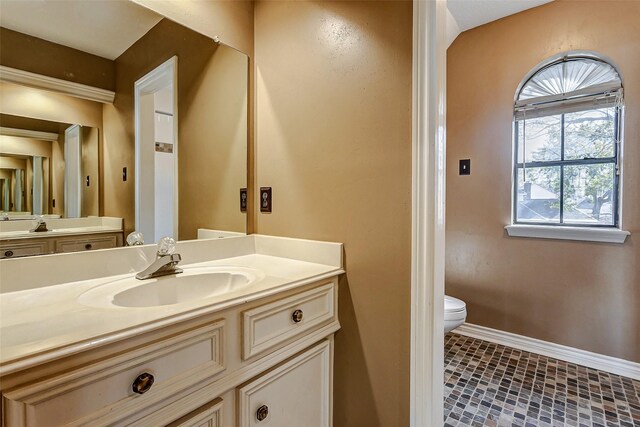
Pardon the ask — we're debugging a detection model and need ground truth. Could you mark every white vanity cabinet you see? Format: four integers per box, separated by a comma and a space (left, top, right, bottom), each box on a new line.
0, 278, 339, 427
0, 231, 124, 258
0, 240, 50, 258
53, 233, 122, 253
167, 398, 224, 427
237, 340, 332, 427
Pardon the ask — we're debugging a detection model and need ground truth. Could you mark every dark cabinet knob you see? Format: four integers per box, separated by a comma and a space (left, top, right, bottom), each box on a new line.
85, 243, 93, 250
4, 250, 14, 258
256, 404, 269, 421
292, 309, 304, 323
132, 372, 154, 394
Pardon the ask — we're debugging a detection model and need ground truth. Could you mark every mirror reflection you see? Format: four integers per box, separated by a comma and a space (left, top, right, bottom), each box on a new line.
0, 114, 99, 219
0, 0, 249, 256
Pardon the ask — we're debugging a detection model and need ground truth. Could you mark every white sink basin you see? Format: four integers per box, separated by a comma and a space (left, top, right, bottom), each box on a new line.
79, 266, 263, 308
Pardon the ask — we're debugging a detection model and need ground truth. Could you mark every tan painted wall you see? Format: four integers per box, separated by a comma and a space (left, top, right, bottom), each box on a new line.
0, 135, 52, 159
0, 114, 67, 134
254, 2, 413, 425
103, 18, 248, 237
179, 45, 248, 238
0, 27, 115, 91
132, 0, 254, 57
0, 156, 26, 170
0, 82, 103, 129
446, 0, 640, 362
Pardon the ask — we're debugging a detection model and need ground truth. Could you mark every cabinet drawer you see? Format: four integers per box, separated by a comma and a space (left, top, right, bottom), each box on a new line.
2, 321, 225, 426
166, 398, 223, 427
55, 234, 118, 253
242, 282, 335, 359
0, 241, 49, 258
237, 340, 331, 427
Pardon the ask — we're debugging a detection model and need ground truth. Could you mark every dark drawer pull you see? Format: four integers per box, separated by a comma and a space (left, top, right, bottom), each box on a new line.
256, 405, 269, 421
85, 243, 93, 250
292, 309, 304, 323
4, 250, 14, 258
132, 372, 154, 395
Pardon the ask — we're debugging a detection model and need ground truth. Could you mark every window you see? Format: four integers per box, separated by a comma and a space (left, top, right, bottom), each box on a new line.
512, 54, 623, 228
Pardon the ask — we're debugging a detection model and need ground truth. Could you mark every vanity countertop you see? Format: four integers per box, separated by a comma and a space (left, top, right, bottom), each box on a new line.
0, 225, 123, 240
0, 217, 123, 240
0, 235, 343, 375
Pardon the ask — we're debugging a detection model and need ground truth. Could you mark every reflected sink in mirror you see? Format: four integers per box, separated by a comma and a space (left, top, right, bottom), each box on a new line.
79, 266, 263, 309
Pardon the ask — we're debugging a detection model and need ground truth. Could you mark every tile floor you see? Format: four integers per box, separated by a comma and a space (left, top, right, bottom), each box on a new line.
444, 332, 640, 427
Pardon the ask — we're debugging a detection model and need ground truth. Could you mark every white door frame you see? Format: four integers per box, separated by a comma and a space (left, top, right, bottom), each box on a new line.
64, 124, 82, 218
410, 1, 447, 426
134, 56, 179, 242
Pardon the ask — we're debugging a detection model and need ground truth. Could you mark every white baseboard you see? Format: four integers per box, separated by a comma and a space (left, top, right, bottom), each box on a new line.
455, 323, 640, 380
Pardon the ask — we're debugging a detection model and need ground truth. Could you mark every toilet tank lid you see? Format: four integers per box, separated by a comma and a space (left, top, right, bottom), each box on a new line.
445, 295, 466, 312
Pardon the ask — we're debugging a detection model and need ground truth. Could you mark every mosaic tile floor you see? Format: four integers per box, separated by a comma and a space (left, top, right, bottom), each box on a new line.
444, 332, 640, 427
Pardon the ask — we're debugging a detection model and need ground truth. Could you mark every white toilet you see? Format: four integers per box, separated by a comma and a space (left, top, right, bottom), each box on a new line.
444, 295, 467, 333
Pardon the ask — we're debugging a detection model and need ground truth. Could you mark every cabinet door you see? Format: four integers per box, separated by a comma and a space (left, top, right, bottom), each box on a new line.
237, 340, 331, 427
55, 234, 119, 253
0, 240, 49, 258
166, 398, 222, 427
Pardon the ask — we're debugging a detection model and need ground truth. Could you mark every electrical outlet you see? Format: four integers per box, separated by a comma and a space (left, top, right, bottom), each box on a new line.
260, 187, 272, 213
240, 188, 248, 212
459, 159, 471, 175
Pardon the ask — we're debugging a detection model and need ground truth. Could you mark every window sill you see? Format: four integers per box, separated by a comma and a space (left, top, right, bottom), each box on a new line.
505, 225, 630, 244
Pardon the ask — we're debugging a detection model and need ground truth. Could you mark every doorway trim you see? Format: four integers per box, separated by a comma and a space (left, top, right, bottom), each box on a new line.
410, 1, 447, 426
134, 56, 179, 242
64, 124, 82, 218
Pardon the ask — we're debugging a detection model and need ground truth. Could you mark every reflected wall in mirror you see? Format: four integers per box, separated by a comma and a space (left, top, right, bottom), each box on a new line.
0, 0, 249, 244
0, 115, 99, 219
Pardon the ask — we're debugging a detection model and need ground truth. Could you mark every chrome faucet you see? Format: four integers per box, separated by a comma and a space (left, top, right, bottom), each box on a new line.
135, 237, 183, 280
30, 216, 49, 232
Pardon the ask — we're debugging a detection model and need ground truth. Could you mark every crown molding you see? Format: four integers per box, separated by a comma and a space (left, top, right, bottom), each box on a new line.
0, 127, 59, 142
0, 66, 115, 104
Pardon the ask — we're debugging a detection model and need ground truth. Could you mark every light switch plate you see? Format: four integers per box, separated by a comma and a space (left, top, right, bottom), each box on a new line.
459, 159, 471, 175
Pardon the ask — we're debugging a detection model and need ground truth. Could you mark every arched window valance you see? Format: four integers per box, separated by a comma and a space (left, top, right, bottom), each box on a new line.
515, 55, 623, 120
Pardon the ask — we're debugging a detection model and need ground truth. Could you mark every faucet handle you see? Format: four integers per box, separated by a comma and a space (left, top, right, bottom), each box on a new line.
126, 231, 145, 246
157, 236, 177, 256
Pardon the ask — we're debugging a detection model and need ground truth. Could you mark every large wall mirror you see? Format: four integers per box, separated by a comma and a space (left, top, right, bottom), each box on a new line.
0, 0, 249, 245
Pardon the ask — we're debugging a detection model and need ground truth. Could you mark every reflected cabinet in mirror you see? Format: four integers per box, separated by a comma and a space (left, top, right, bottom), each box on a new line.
0, 0, 249, 253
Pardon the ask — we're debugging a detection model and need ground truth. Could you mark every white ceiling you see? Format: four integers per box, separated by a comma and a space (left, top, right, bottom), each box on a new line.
0, 0, 163, 60
447, 0, 553, 46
